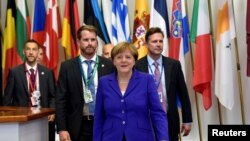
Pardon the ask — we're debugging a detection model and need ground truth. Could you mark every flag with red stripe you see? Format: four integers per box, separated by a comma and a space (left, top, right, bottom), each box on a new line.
2, 0, 18, 87
44, 0, 62, 78
32, 0, 46, 64
190, 0, 212, 110
62, 0, 80, 59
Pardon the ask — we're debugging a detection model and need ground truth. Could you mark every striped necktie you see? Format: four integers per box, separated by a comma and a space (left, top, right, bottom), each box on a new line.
153, 62, 167, 112
85, 60, 95, 115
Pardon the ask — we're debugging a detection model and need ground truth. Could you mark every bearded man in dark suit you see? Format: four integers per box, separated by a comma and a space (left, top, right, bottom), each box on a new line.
56, 25, 114, 141
3, 39, 56, 141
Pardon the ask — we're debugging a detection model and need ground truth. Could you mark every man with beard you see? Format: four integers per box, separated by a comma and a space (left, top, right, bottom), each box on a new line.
56, 25, 114, 141
3, 39, 56, 141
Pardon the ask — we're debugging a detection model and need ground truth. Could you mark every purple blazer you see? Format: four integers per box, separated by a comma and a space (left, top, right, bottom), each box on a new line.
93, 70, 169, 141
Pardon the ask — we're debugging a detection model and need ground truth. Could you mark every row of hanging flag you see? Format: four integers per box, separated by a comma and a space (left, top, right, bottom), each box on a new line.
1, 0, 250, 111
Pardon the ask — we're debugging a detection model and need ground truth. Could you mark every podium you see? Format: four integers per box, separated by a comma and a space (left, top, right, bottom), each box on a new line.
0, 106, 55, 141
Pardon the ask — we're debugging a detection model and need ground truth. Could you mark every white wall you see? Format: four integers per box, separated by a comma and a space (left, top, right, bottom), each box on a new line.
1, 0, 250, 141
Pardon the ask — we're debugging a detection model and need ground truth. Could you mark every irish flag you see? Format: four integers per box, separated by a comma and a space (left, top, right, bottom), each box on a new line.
215, 0, 236, 110
190, 0, 212, 110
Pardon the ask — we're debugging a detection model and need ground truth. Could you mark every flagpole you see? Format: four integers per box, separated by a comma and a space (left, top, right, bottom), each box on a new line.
231, 2, 246, 124
182, 0, 203, 141
233, 37, 246, 124
189, 42, 203, 141
208, 0, 222, 124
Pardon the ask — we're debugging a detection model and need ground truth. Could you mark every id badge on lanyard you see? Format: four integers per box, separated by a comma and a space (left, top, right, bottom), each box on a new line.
26, 66, 41, 107
78, 57, 98, 104
84, 88, 93, 103
30, 90, 41, 107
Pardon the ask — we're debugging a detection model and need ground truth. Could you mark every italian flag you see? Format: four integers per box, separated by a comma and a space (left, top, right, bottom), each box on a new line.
190, 0, 212, 110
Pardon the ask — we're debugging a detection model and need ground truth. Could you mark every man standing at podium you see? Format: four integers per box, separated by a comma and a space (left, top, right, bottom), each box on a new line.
3, 39, 56, 141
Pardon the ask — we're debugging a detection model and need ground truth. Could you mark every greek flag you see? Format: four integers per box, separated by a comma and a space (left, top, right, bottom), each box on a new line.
112, 0, 131, 45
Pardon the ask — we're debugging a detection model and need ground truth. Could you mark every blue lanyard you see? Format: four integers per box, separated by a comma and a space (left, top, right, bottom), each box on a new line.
148, 63, 163, 89
78, 57, 99, 87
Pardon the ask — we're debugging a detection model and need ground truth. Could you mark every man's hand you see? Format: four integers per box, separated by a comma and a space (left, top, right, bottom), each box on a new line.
48, 114, 55, 122
59, 131, 71, 141
180, 124, 191, 136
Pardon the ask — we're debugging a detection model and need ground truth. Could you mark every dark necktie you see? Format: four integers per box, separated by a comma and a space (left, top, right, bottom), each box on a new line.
85, 60, 95, 114
153, 62, 167, 112
30, 68, 36, 86
29, 68, 36, 106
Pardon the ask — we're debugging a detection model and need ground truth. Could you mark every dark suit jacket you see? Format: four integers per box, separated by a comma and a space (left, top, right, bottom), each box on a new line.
56, 56, 114, 141
135, 56, 192, 139
94, 70, 169, 141
3, 63, 55, 108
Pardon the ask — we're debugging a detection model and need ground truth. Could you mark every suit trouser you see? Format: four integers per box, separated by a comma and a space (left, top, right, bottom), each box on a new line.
122, 134, 126, 141
169, 134, 179, 141
79, 116, 94, 141
49, 121, 55, 141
